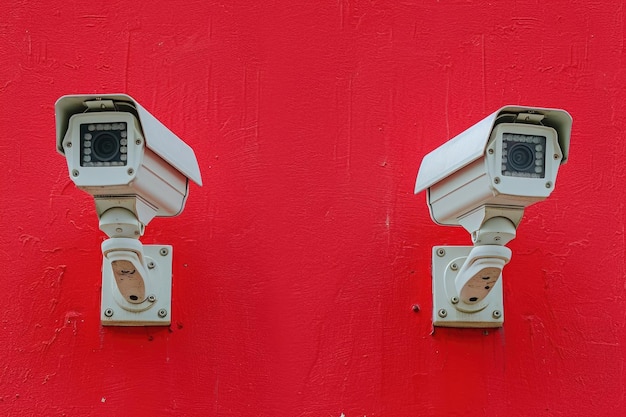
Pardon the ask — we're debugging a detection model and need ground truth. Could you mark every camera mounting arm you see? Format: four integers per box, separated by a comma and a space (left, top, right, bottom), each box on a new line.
454, 216, 516, 305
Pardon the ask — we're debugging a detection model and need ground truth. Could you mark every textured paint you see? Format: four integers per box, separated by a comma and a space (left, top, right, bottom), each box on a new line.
0, 1, 624, 416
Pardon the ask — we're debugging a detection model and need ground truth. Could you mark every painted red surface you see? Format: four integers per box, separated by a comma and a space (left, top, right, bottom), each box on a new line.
1, 1, 624, 416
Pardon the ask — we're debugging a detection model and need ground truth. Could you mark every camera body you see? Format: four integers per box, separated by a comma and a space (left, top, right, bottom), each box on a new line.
415, 106, 572, 233
56, 94, 202, 227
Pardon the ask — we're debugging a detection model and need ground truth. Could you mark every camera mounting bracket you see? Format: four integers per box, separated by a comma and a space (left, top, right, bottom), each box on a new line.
432, 246, 504, 328
100, 243, 172, 326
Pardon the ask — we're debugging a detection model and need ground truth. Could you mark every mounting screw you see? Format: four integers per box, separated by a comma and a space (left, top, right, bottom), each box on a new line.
147, 261, 155, 269
488, 148, 494, 154
104, 308, 114, 318
494, 177, 501, 184
136, 139, 142, 146
436, 248, 446, 257
147, 295, 156, 303
492, 310, 502, 319
66, 142, 72, 148
438, 309, 448, 318
159, 248, 169, 256
127, 168, 134, 176
450, 263, 458, 271
158, 309, 168, 318
412, 304, 420, 313
545, 181, 552, 189
72, 169, 79, 177
554, 154, 559, 159
450, 296, 459, 304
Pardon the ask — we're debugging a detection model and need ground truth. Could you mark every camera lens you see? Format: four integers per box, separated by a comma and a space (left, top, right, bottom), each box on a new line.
501, 133, 546, 178
80, 121, 128, 167
507, 143, 534, 171
92, 133, 120, 161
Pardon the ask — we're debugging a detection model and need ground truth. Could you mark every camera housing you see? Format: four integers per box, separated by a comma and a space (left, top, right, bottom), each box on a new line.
415, 106, 572, 328
56, 94, 202, 227
415, 106, 571, 233
55, 94, 202, 326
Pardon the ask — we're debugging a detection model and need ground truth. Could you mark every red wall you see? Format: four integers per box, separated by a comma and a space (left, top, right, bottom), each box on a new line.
1, 1, 624, 416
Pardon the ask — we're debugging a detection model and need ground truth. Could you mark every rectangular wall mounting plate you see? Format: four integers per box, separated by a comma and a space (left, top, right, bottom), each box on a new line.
101, 245, 172, 326
432, 246, 504, 328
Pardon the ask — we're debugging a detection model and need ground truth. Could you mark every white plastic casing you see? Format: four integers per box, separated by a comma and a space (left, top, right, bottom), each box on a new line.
55, 94, 203, 226
414, 106, 572, 227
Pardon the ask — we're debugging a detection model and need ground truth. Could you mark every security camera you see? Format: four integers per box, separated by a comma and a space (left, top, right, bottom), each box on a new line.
55, 94, 203, 326
415, 106, 572, 328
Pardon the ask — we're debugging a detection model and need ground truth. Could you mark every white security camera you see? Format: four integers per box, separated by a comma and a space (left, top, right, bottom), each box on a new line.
55, 94, 203, 326
415, 106, 572, 328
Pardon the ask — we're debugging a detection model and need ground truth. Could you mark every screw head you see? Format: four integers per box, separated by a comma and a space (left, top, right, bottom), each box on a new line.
488, 148, 494, 154
492, 310, 502, 319
412, 304, 420, 313
147, 295, 156, 303
450, 296, 459, 304
159, 247, 169, 256
72, 169, 79, 177
158, 309, 168, 318
450, 263, 458, 271
436, 248, 446, 257
545, 181, 552, 189
147, 261, 155, 269
104, 308, 114, 317
494, 177, 501, 185
127, 168, 134, 176
438, 309, 448, 318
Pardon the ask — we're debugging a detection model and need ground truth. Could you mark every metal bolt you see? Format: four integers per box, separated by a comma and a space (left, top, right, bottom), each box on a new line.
159, 248, 169, 256
72, 169, 79, 177
127, 168, 134, 176
494, 177, 501, 184
147, 295, 156, 303
545, 181, 552, 189
438, 309, 448, 318
147, 261, 155, 269
412, 304, 420, 313
66, 142, 72, 148
104, 308, 114, 317
450, 263, 458, 271
554, 154, 559, 160
158, 309, 168, 318
436, 248, 446, 257
136, 139, 142, 145
492, 310, 502, 319
494, 236, 501, 242
488, 148, 494, 154
450, 296, 459, 304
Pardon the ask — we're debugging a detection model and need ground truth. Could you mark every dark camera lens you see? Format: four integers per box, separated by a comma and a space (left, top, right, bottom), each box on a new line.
80, 122, 128, 167
507, 143, 534, 171
501, 133, 546, 178
92, 133, 120, 161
